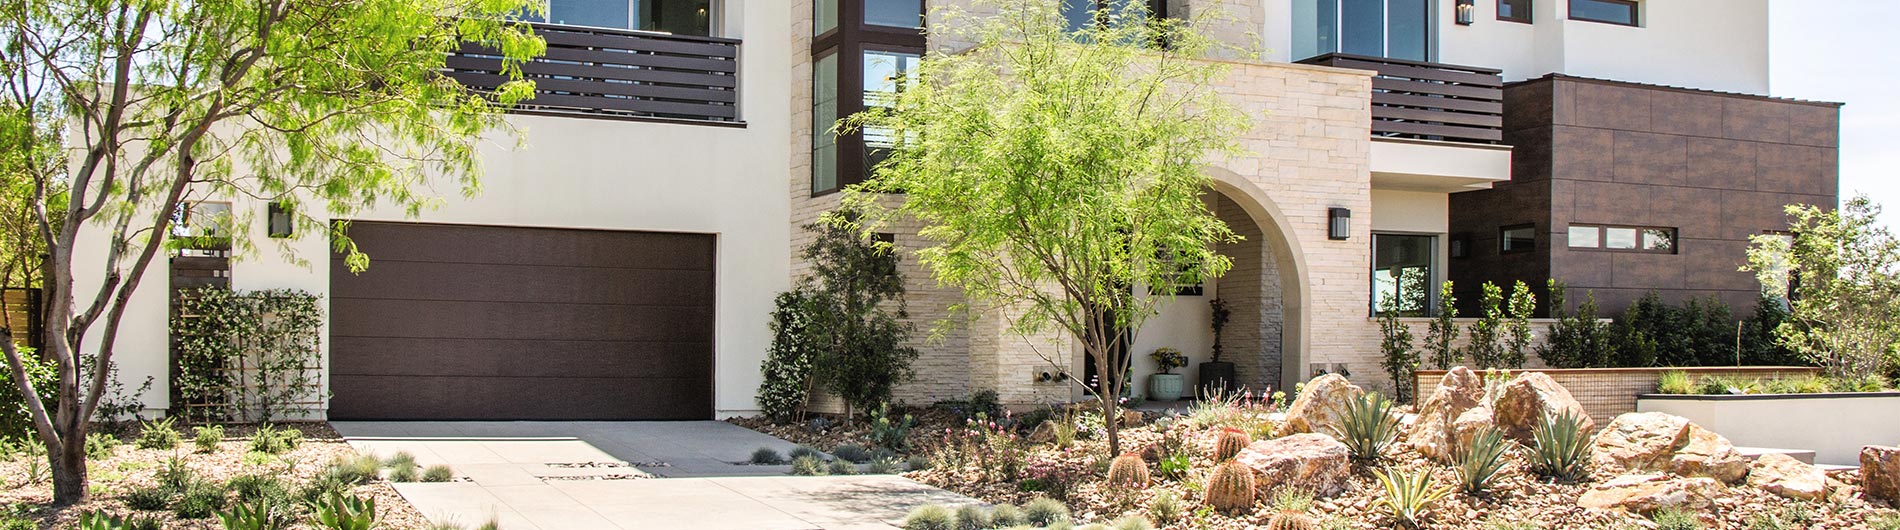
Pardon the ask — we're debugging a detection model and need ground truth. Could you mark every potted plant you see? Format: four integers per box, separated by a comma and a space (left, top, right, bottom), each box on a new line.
1149, 348, 1187, 401
1200, 298, 1237, 397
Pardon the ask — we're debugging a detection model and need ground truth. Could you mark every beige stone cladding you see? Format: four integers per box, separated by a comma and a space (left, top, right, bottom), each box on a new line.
1212, 193, 1283, 390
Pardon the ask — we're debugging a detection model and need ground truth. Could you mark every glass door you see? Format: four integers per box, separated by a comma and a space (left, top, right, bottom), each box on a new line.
1297, 0, 1432, 61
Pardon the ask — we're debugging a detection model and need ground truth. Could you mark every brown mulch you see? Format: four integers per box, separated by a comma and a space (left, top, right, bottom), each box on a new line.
0, 422, 433, 529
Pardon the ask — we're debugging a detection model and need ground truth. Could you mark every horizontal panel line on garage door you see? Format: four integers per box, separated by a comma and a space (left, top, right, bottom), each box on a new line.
330, 257, 710, 272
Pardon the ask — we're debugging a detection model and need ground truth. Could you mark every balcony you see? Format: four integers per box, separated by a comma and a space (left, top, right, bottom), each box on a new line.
447, 23, 741, 124
1296, 53, 1503, 144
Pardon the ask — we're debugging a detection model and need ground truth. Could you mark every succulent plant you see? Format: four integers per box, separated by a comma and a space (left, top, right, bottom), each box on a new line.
1214, 428, 1251, 461
1373, 467, 1453, 529
1455, 425, 1510, 493
1529, 410, 1591, 481
1265, 511, 1321, 530
1330, 392, 1401, 463
1204, 460, 1256, 514
1106, 453, 1150, 487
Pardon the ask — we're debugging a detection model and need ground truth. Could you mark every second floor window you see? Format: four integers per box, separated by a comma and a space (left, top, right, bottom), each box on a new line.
1498, 0, 1531, 23
1570, 0, 1638, 26
1567, 224, 1676, 253
1500, 225, 1535, 254
1062, 0, 1170, 33
1296, 0, 1431, 62
526, 0, 713, 36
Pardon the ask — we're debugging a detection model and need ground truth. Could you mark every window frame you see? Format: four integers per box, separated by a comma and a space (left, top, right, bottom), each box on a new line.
1568, 0, 1638, 27
809, 0, 926, 196
1496, 0, 1532, 23
1370, 232, 1440, 317
1565, 223, 1679, 254
1297, 0, 1435, 62
1498, 224, 1536, 255
532, 0, 719, 36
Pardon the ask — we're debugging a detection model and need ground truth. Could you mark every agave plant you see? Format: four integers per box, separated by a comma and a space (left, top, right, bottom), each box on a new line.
218, 498, 296, 530
1529, 410, 1591, 481
1373, 467, 1453, 529
311, 492, 380, 530
1455, 426, 1510, 493
1330, 392, 1401, 463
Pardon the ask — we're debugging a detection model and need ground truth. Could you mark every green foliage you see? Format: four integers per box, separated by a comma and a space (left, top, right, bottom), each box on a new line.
192, 425, 223, 453
1372, 467, 1453, 529
991, 504, 1026, 527
323, 454, 384, 486
749, 447, 785, 465
1331, 392, 1400, 463
1147, 490, 1182, 525
156, 456, 194, 492
1377, 294, 1419, 402
121, 484, 173, 511
1270, 488, 1315, 514
1612, 292, 1739, 368
133, 417, 180, 450
868, 402, 917, 451
173, 289, 326, 423
246, 424, 301, 455
1530, 411, 1591, 481
904, 505, 954, 530
86, 432, 120, 459
799, 217, 921, 417
388, 462, 420, 482
298, 475, 352, 507
172, 479, 227, 519
310, 493, 379, 530
953, 504, 990, 530
75, 512, 162, 530
1537, 281, 1617, 368
1657, 370, 1695, 394
0, 516, 29, 530
832, 443, 872, 464
385, 452, 416, 468
1023, 497, 1071, 526
1651, 508, 1705, 530
226, 474, 292, 507
840, 0, 1245, 455
1503, 281, 1537, 369
0, 350, 55, 442
1464, 282, 1508, 369
826, 458, 858, 475
868, 457, 901, 474
422, 465, 455, 483
790, 455, 827, 476
1480, 516, 1541, 530
1738, 297, 1801, 366
217, 498, 296, 530
788, 445, 822, 460
1869, 513, 1900, 530
1454, 426, 1509, 493
756, 291, 819, 422
1425, 282, 1462, 370
1109, 516, 1155, 530
1746, 196, 1900, 379
1150, 348, 1187, 375
906, 454, 930, 471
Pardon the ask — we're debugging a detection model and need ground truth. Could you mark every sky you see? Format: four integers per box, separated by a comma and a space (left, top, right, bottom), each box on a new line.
1769, 1, 1900, 220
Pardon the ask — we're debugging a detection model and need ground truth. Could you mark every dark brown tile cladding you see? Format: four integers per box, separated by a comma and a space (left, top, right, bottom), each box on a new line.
1684, 137, 1757, 190
1648, 90, 1725, 137
1504, 80, 1555, 132
1612, 131, 1688, 186
1755, 143, 1836, 195
1572, 82, 1651, 131
1722, 97, 1794, 144
1787, 104, 1841, 148
1570, 180, 1652, 225
1681, 238, 1754, 291
1650, 185, 1721, 237
1552, 127, 1616, 181
1610, 252, 1686, 290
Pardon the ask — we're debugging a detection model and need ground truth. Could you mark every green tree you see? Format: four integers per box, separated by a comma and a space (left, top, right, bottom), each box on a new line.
1377, 294, 1418, 402
798, 215, 918, 419
839, 0, 1245, 455
1537, 280, 1616, 368
1744, 196, 1900, 380
1463, 282, 1506, 369
0, 0, 544, 504
1502, 281, 1535, 369
1425, 281, 1461, 370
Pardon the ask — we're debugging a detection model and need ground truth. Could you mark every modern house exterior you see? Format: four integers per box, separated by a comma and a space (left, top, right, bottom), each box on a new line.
71, 0, 1836, 420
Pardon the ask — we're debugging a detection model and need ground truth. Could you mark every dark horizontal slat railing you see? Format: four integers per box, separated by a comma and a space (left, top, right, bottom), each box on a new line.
447, 23, 741, 123
1297, 53, 1504, 144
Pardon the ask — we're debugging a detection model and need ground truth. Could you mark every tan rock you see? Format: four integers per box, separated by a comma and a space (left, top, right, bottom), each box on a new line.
1233, 433, 1353, 499
1449, 407, 1495, 457
1492, 372, 1594, 445
1748, 453, 1827, 501
1590, 412, 1746, 483
1120, 410, 1145, 427
1407, 367, 1487, 463
1863, 445, 1900, 506
1577, 473, 1721, 514
1275, 374, 1364, 438
1027, 422, 1057, 444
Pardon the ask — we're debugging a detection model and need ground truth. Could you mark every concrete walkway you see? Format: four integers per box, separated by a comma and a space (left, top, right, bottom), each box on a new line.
332, 421, 975, 530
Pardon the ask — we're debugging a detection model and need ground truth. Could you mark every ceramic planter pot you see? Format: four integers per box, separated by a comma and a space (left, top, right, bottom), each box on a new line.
1149, 373, 1184, 401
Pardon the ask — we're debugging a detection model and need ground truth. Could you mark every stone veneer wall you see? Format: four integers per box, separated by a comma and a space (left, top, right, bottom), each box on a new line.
1413, 366, 1821, 427
1213, 194, 1283, 391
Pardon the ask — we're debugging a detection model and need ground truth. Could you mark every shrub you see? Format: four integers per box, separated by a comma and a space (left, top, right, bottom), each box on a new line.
1373, 467, 1452, 529
1530, 410, 1591, 481
868, 457, 901, 474
788, 445, 821, 460
790, 455, 826, 476
191, 425, 223, 453
246, 424, 300, 454
826, 458, 858, 475
1157, 453, 1191, 481
226, 474, 292, 506
757, 291, 820, 422
1022, 463, 1081, 500
298, 475, 351, 506
384, 452, 417, 468
1656, 371, 1694, 395
217, 498, 296, 530
1204, 460, 1256, 514
1538, 281, 1616, 369
156, 456, 194, 492
422, 464, 455, 482
750, 447, 785, 465
1109, 516, 1155, 530
75, 512, 162, 530
324, 454, 383, 485
0, 351, 56, 445
905, 454, 929, 471
1147, 491, 1182, 525
1376, 292, 1419, 402
903, 505, 954, 530
1425, 281, 1461, 369
988, 504, 1025, 527
1022, 497, 1070, 526
121, 484, 173, 511
1651, 508, 1705, 530
1464, 282, 1508, 369
1214, 428, 1250, 461
868, 403, 916, 451
172, 479, 227, 519
0, 517, 30, 530
86, 432, 120, 460
1332, 392, 1400, 463
1745, 512, 1789, 530
388, 462, 420, 482
1503, 281, 1536, 369
952, 504, 990, 530
832, 443, 872, 464
1270, 488, 1314, 514
1105, 453, 1149, 487
310, 492, 379, 530
793, 216, 919, 416
134, 418, 180, 450
1455, 426, 1509, 493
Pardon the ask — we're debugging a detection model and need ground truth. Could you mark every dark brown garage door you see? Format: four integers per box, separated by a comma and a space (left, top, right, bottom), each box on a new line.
328, 222, 714, 420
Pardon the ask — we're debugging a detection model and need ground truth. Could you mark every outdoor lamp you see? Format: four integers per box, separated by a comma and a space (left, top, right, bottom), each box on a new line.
1455, 0, 1475, 25
1328, 207, 1351, 240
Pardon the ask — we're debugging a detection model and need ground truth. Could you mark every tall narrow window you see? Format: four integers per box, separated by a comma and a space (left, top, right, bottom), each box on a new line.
1569, 0, 1637, 26
810, 0, 925, 196
865, 0, 923, 28
1373, 234, 1435, 316
816, 0, 839, 34
1497, 0, 1532, 22
811, 52, 840, 194
862, 50, 919, 167
1298, 0, 1432, 61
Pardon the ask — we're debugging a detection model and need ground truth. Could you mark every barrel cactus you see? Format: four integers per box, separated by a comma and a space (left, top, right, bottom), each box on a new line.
1106, 453, 1150, 488
1214, 428, 1251, 461
1264, 511, 1319, 530
1203, 460, 1256, 514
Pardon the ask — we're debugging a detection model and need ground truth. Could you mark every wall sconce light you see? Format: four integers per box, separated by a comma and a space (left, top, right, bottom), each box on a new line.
267, 202, 294, 238
1455, 0, 1475, 25
1328, 207, 1351, 241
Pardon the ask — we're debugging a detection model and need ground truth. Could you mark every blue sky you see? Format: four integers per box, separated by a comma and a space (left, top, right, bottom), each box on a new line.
1770, 1, 1899, 219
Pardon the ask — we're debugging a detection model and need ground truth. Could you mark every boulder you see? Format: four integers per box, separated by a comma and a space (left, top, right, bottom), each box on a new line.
1748, 453, 1827, 501
1864, 445, 1900, 506
1232, 433, 1353, 498
1577, 473, 1721, 514
1449, 407, 1496, 457
1027, 422, 1057, 444
1407, 367, 1488, 463
1492, 372, 1594, 444
1590, 412, 1747, 483
1275, 374, 1364, 438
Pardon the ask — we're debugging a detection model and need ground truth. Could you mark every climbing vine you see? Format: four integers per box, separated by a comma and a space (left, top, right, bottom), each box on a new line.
171, 288, 325, 423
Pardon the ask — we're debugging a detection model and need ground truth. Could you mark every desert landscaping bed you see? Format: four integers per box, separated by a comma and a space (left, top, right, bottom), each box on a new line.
0, 422, 456, 529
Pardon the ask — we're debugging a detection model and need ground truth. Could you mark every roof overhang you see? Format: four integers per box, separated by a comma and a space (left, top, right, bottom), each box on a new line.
1370, 138, 1513, 193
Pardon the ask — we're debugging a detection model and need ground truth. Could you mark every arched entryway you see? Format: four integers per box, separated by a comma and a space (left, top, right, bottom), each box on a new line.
1203, 169, 1309, 395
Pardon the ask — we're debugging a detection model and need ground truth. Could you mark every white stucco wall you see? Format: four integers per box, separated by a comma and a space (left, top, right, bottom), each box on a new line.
1640, 394, 1900, 466
78, 0, 794, 419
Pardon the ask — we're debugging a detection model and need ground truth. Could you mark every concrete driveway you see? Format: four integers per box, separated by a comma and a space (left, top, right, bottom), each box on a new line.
331, 421, 975, 530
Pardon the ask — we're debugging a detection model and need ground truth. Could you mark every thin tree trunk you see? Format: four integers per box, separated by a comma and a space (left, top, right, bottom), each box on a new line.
49, 436, 86, 504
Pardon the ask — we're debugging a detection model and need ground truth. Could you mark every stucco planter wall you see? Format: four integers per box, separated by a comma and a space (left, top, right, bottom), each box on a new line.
1638, 392, 1900, 466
